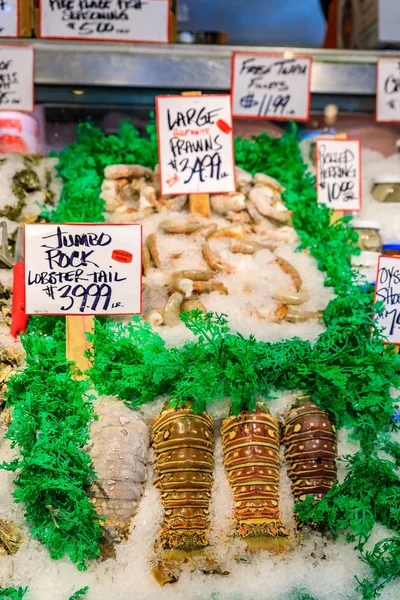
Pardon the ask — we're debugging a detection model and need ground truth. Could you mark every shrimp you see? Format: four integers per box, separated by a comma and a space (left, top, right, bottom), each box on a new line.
170, 276, 194, 298
108, 207, 154, 224
210, 225, 247, 239
252, 225, 298, 243
249, 188, 292, 223
275, 256, 302, 292
181, 297, 207, 313
226, 211, 251, 223
210, 193, 246, 214
275, 303, 288, 323
285, 307, 323, 323
147, 234, 161, 269
104, 164, 153, 180
163, 292, 184, 327
273, 290, 309, 305
253, 302, 287, 323
139, 183, 163, 211
245, 200, 263, 224
235, 166, 253, 192
142, 242, 152, 276
254, 173, 285, 193
201, 243, 234, 274
190, 223, 218, 239
143, 309, 164, 327
169, 270, 215, 282
160, 220, 204, 234
192, 281, 228, 295
231, 240, 277, 254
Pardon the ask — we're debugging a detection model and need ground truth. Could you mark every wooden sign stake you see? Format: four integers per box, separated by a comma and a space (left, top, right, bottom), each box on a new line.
181, 91, 211, 219
66, 315, 94, 380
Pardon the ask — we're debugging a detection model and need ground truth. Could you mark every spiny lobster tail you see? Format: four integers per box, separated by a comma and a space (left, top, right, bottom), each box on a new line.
151, 401, 215, 584
282, 396, 337, 504
221, 404, 290, 553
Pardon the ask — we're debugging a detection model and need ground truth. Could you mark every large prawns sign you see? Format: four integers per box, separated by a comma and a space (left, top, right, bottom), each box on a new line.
156, 94, 236, 196
25, 223, 142, 315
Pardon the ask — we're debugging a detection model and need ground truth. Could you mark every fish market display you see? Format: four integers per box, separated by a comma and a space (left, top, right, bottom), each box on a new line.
101, 164, 332, 340
221, 402, 290, 553
282, 395, 338, 504
88, 399, 149, 553
151, 401, 215, 585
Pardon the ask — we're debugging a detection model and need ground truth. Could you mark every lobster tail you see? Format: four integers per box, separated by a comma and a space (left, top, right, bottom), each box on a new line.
151, 401, 215, 583
282, 395, 337, 504
221, 403, 290, 553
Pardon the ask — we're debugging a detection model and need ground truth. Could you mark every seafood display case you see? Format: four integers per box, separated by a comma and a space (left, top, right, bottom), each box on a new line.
0, 40, 400, 600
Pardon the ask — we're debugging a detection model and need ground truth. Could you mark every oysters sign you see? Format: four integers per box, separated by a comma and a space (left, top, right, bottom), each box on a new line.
25, 223, 142, 315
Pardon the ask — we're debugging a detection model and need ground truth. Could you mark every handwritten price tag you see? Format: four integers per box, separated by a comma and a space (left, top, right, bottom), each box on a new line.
25, 224, 142, 316
156, 94, 235, 196
40, 0, 170, 42
376, 58, 400, 122
0, 0, 18, 37
231, 52, 312, 121
316, 138, 361, 212
374, 255, 400, 345
0, 45, 34, 112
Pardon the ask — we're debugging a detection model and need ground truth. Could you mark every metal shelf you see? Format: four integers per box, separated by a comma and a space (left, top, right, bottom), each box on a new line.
3, 39, 400, 94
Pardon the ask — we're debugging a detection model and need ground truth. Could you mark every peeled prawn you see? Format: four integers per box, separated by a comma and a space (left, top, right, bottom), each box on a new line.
142, 242, 152, 276
160, 220, 204, 234
160, 195, 188, 211
275, 256, 302, 292
210, 193, 246, 214
226, 211, 251, 223
210, 225, 247, 239
284, 307, 323, 323
250, 188, 292, 223
231, 240, 277, 254
193, 281, 228, 295
104, 164, 153, 180
181, 297, 207, 313
235, 166, 253, 191
170, 276, 194, 297
190, 223, 218, 239
273, 290, 309, 305
254, 173, 285, 193
252, 225, 297, 243
201, 243, 234, 274
147, 234, 161, 269
139, 183, 162, 211
108, 207, 154, 224
245, 200, 263, 224
163, 292, 184, 327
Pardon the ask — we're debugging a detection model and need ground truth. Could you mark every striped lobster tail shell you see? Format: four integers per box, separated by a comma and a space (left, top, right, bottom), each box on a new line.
151, 402, 214, 552
221, 404, 289, 551
282, 396, 337, 503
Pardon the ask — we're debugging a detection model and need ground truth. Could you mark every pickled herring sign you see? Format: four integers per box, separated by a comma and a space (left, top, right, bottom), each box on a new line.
0, 46, 34, 112
25, 224, 142, 315
316, 138, 361, 212
374, 255, 400, 345
0, 0, 18, 37
156, 94, 235, 196
376, 58, 400, 122
231, 52, 312, 121
40, 0, 170, 42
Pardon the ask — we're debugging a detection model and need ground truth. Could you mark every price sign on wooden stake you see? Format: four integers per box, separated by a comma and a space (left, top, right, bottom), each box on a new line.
25, 224, 142, 315
231, 52, 312, 121
156, 94, 235, 196
0, 45, 34, 112
0, 0, 18, 37
374, 255, 400, 345
376, 58, 400, 122
316, 138, 361, 212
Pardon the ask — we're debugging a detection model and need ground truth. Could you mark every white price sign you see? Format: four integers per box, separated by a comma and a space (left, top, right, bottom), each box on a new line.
0, 45, 34, 112
40, 0, 170, 42
376, 58, 400, 122
0, 0, 18, 37
25, 224, 142, 316
316, 138, 361, 212
374, 255, 400, 345
156, 94, 235, 196
231, 52, 312, 121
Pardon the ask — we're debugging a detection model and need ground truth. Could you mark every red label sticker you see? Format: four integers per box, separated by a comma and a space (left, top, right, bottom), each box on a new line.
216, 119, 232, 134
112, 249, 133, 263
